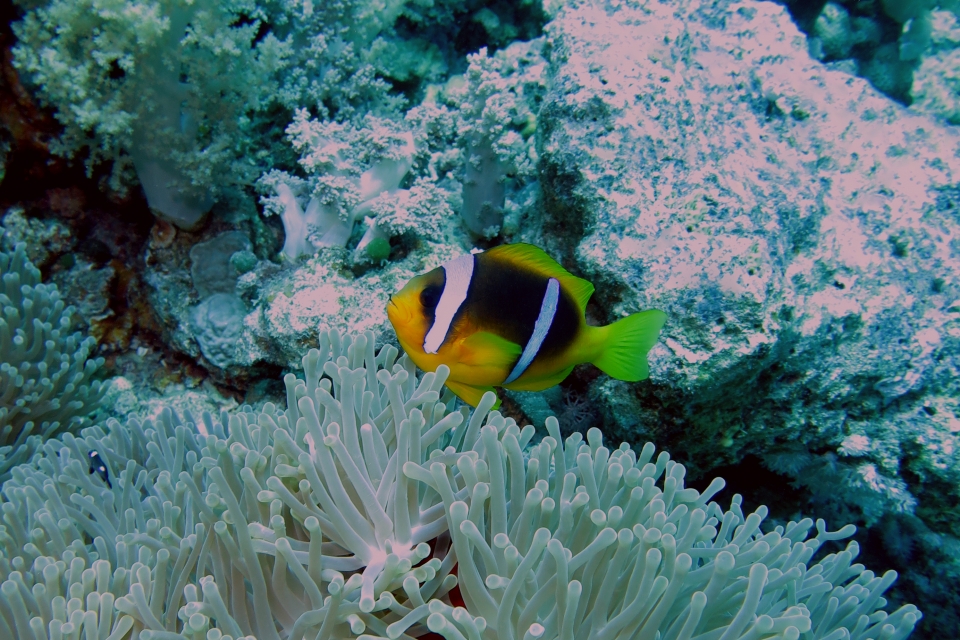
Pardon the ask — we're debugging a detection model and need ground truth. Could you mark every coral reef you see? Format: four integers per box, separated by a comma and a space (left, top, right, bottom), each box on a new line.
126, 7, 558, 377
0, 330, 919, 639
9, 0, 547, 230
137, 30, 557, 375
0, 243, 105, 479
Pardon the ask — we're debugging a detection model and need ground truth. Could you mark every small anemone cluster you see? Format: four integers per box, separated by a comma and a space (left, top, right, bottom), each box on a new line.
0, 330, 920, 639
0, 243, 104, 480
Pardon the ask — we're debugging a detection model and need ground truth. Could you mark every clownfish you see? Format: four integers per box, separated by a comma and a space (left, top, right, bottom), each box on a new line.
88, 449, 111, 488
387, 243, 666, 407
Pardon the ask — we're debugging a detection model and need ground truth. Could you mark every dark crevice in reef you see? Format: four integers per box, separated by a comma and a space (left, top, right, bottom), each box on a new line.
686, 454, 800, 521
394, 0, 549, 76
859, 513, 960, 637
536, 130, 587, 265
772, 0, 918, 105
385, 0, 548, 108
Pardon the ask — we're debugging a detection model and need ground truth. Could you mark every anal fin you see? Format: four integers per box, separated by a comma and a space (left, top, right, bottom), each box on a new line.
444, 379, 501, 409
502, 365, 575, 392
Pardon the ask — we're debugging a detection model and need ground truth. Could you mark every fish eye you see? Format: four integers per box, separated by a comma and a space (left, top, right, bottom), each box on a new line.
420, 284, 442, 309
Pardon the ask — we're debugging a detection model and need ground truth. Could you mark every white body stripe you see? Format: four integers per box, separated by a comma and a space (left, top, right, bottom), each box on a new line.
504, 278, 559, 384
423, 254, 474, 354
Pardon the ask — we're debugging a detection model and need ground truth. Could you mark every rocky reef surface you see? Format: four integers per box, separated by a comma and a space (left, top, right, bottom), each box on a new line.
531, 0, 960, 632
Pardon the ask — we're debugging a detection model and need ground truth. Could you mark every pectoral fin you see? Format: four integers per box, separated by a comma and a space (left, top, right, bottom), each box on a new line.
458, 331, 522, 369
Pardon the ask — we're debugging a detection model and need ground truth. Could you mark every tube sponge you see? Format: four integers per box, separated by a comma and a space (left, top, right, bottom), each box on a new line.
0, 243, 104, 479
461, 137, 506, 237
0, 329, 920, 639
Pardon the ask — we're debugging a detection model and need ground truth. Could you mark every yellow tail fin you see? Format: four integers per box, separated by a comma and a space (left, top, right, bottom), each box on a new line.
592, 310, 667, 381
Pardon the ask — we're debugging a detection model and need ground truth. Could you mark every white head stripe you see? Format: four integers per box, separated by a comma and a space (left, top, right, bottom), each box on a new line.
423, 254, 474, 354
504, 278, 560, 384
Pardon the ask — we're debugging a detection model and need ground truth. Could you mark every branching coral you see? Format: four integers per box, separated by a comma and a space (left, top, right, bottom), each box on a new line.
10, 0, 448, 228
0, 330, 919, 639
11, 0, 300, 226
0, 243, 105, 480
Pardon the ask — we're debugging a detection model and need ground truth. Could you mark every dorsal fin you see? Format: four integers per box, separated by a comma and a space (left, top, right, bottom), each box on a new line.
483, 243, 595, 313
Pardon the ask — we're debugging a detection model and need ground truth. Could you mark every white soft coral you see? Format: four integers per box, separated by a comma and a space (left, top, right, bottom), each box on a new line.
275, 183, 350, 261
269, 122, 418, 261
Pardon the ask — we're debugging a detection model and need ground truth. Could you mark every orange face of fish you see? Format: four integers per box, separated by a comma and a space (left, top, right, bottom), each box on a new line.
388, 261, 510, 399
386, 270, 449, 374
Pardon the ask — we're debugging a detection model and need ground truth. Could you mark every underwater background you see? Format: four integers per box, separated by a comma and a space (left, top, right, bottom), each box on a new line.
0, 0, 957, 637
